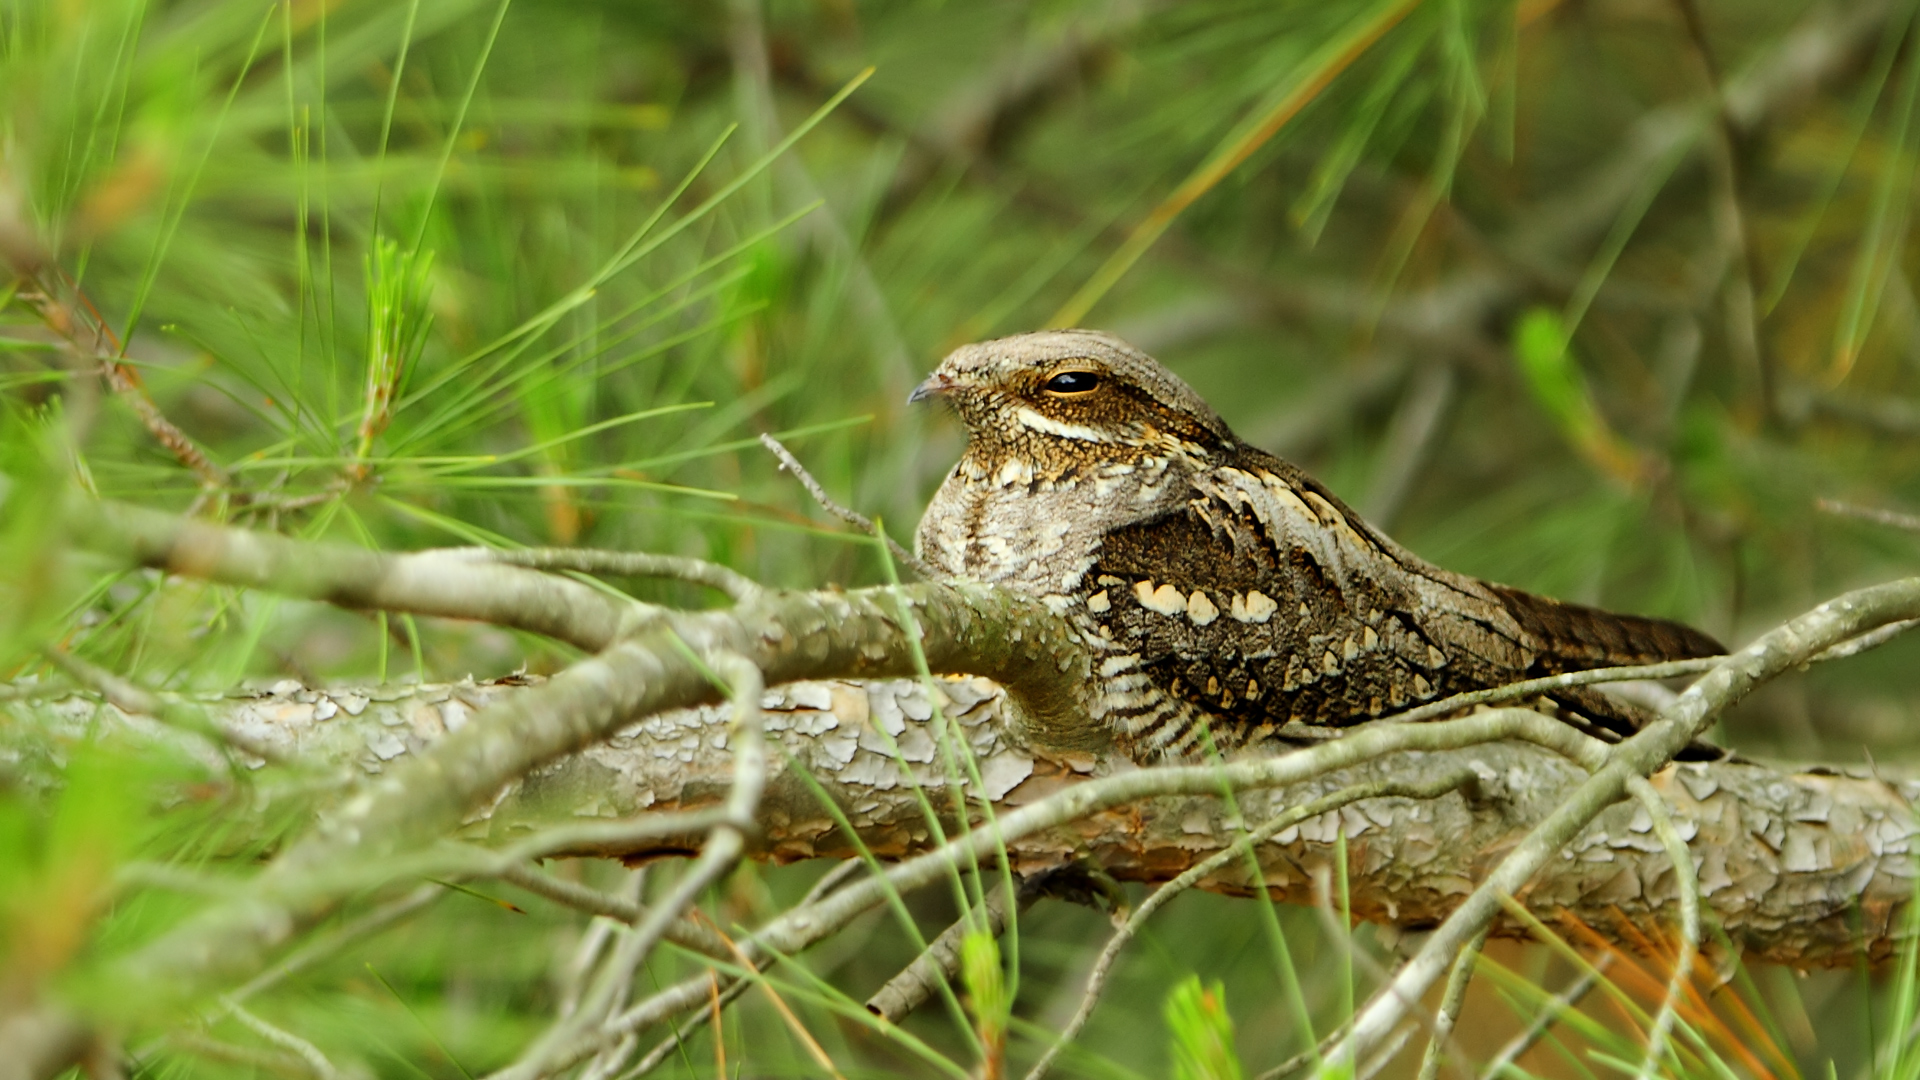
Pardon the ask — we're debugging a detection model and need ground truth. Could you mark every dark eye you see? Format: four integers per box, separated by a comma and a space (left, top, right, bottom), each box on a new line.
1044, 370, 1100, 395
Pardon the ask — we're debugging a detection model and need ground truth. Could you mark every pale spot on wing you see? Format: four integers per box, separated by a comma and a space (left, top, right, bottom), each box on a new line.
1136, 580, 1187, 615
1186, 590, 1219, 626
995, 458, 1033, 487
1087, 589, 1111, 613
1230, 590, 1278, 623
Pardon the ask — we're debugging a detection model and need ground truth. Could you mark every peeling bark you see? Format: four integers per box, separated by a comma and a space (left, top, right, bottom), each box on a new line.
12, 674, 1912, 966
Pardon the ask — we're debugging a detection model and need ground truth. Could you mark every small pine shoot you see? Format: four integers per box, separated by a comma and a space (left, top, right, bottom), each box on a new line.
1166, 975, 1244, 1080
962, 926, 1009, 1079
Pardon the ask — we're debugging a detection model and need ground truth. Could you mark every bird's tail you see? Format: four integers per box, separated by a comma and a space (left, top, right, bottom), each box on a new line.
1489, 585, 1725, 674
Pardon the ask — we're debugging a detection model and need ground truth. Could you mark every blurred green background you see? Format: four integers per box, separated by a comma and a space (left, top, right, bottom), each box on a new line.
2, 0, 1918, 1076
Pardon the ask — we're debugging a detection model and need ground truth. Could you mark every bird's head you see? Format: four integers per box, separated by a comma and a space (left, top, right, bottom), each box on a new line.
909, 330, 1234, 461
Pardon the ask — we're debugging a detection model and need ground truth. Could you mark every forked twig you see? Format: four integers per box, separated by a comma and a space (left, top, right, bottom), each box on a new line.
1023, 771, 1478, 1080
759, 433, 939, 580
445, 546, 762, 604
866, 874, 1031, 1023
493, 653, 769, 1080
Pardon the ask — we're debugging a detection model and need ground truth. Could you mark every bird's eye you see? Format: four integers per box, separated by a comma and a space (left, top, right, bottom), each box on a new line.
1044, 370, 1101, 395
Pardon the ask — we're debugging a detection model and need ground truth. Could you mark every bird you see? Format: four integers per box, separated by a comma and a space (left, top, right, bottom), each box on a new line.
909, 329, 1725, 761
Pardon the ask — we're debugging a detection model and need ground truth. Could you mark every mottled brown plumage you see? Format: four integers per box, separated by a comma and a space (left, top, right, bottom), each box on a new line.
911, 329, 1724, 761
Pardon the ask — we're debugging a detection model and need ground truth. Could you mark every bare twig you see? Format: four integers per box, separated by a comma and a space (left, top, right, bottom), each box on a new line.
866, 875, 1030, 1024
1414, 926, 1489, 1080
1475, 956, 1614, 1080
558, 870, 644, 1020
1365, 606, 1915, 733
1325, 577, 1920, 1072
222, 885, 447, 1010
621, 980, 750, 1079
1626, 775, 1701, 1080
220, 1000, 348, 1080
1810, 617, 1918, 662
491, 653, 768, 1080
1818, 497, 1920, 534
74, 495, 647, 652
800, 859, 867, 908
759, 433, 938, 579
497, 865, 732, 960
446, 546, 763, 604
1023, 771, 1480, 1080
1364, 658, 1721, 728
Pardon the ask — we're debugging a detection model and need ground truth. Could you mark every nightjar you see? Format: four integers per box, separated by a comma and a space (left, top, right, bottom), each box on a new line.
910, 329, 1723, 761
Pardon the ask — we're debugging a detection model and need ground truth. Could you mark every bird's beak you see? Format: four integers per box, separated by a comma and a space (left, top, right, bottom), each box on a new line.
908, 371, 957, 404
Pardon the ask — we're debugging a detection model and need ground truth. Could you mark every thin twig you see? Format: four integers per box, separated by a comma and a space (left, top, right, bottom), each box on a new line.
1626, 775, 1701, 1080
1810, 617, 1918, 662
559, 871, 643, 1020
1308, 865, 1454, 1080
1325, 578, 1920, 1070
491, 653, 768, 1080
447, 546, 762, 603
1414, 926, 1490, 1080
163, 1030, 325, 1079
1818, 497, 1920, 535
760, 433, 939, 579
1475, 955, 1614, 1080
621, 981, 750, 1079
498, 808, 734, 862
866, 875, 1030, 1023
498, 865, 732, 960
1367, 658, 1721, 728
220, 1000, 348, 1080
1359, 1021, 1422, 1080
800, 859, 868, 907
16, 271, 234, 492
1023, 772, 1478, 1080
1362, 609, 1916, 733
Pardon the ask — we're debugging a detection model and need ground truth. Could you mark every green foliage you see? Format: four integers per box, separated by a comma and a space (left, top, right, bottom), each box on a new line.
1166, 975, 1244, 1080
1, 0, 1918, 1075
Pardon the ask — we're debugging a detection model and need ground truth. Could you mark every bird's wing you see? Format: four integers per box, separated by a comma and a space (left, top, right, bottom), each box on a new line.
1083, 451, 1723, 756
1083, 457, 1536, 748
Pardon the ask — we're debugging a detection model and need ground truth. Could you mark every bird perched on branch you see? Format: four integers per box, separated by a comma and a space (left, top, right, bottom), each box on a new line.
910, 329, 1724, 761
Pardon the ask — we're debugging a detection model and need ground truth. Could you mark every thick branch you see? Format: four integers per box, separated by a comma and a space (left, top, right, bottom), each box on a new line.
15, 673, 1915, 968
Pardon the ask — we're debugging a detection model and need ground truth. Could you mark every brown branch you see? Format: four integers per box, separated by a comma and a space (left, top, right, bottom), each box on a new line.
14, 499, 1920, 1077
